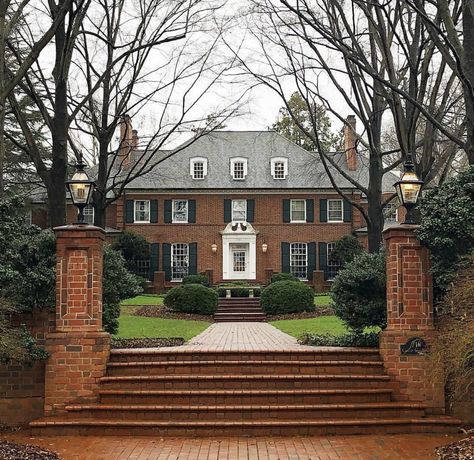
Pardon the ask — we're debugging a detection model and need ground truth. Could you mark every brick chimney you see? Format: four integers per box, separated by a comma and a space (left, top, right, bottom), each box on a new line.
132, 129, 139, 150
343, 115, 358, 171
118, 114, 134, 168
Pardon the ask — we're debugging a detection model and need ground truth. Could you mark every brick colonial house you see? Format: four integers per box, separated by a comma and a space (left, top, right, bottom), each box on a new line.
32, 117, 398, 291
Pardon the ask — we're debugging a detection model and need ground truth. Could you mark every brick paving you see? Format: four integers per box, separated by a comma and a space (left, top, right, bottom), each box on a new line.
2, 432, 462, 459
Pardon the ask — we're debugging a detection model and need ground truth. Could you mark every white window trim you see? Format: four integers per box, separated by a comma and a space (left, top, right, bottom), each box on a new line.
290, 242, 308, 281
327, 199, 344, 223
231, 199, 247, 222
384, 203, 399, 223
134, 200, 150, 223
190, 157, 208, 180
172, 199, 189, 223
230, 157, 248, 180
290, 199, 306, 223
83, 205, 95, 225
271, 157, 288, 179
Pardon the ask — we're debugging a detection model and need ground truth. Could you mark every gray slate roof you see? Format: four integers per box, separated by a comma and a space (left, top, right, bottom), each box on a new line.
119, 131, 397, 193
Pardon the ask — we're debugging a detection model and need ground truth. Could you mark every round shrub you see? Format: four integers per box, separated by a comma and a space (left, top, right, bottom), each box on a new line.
270, 272, 299, 283
261, 280, 314, 315
330, 250, 386, 332
164, 284, 218, 315
182, 274, 209, 286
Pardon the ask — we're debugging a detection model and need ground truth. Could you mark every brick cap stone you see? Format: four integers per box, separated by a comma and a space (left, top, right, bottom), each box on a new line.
46, 331, 110, 340
53, 224, 105, 234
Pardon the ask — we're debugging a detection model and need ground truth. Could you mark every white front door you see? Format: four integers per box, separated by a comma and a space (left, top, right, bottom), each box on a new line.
229, 243, 249, 279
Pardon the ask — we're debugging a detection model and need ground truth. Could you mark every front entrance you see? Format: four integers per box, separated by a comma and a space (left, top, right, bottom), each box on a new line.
230, 243, 249, 278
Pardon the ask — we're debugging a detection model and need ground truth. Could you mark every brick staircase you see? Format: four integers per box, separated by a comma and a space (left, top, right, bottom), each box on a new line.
214, 297, 266, 322
30, 348, 459, 436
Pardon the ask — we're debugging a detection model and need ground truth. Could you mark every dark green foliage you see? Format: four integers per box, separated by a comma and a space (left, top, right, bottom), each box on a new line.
299, 331, 379, 347
216, 285, 261, 297
164, 284, 218, 315
418, 166, 474, 290
270, 272, 299, 283
330, 250, 386, 331
103, 246, 143, 334
111, 231, 150, 271
329, 235, 364, 267
182, 274, 209, 286
261, 280, 314, 315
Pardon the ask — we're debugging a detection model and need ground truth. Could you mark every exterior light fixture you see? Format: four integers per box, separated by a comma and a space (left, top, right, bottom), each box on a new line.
394, 154, 423, 225
211, 243, 217, 253
66, 160, 95, 224
262, 242, 268, 253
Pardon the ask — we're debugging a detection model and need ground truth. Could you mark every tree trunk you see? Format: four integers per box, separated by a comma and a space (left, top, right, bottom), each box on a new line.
463, 0, 474, 164
366, 194, 384, 253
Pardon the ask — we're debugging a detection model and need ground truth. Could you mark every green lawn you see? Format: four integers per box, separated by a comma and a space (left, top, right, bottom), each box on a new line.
115, 315, 210, 340
314, 294, 331, 306
121, 294, 164, 306
270, 316, 348, 338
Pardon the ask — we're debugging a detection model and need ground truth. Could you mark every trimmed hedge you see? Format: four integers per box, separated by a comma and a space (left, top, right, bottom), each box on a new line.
261, 280, 314, 315
299, 331, 379, 347
182, 274, 209, 286
216, 286, 261, 298
270, 272, 299, 283
164, 284, 218, 315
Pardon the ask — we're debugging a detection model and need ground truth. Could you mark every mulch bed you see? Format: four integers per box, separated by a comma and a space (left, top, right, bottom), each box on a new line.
134, 305, 213, 321
436, 436, 474, 460
0, 440, 60, 460
111, 337, 185, 348
268, 306, 335, 321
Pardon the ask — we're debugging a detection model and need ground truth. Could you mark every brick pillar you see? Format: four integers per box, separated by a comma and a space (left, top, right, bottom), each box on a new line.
380, 224, 444, 413
312, 270, 325, 293
44, 225, 110, 415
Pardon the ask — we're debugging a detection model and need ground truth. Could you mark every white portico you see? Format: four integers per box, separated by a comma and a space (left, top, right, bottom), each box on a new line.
220, 222, 258, 280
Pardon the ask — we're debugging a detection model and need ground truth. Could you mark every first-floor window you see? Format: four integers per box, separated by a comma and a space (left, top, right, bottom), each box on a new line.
290, 243, 308, 280
172, 200, 188, 223
171, 243, 189, 281
327, 242, 342, 280
328, 199, 343, 222
134, 200, 150, 222
83, 205, 94, 225
232, 199, 247, 221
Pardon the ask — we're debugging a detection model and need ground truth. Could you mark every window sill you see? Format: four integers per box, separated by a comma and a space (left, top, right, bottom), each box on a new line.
171, 221, 189, 224
133, 221, 151, 224
290, 220, 307, 224
327, 220, 344, 223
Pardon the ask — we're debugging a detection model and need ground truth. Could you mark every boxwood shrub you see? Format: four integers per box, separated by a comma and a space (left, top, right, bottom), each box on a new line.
164, 284, 218, 315
299, 331, 379, 348
270, 272, 299, 283
182, 274, 209, 286
216, 285, 261, 297
261, 280, 314, 315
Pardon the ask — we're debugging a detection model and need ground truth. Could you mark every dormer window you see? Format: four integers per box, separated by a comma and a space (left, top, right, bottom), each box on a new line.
271, 157, 288, 179
190, 157, 208, 180
230, 157, 248, 180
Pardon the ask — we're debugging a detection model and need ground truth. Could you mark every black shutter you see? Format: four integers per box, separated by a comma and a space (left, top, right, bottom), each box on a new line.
247, 199, 255, 223
188, 242, 197, 275
318, 242, 328, 280
282, 199, 290, 223
281, 242, 290, 273
125, 200, 134, 223
306, 199, 314, 223
150, 200, 158, 223
307, 242, 316, 280
343, 200, 353, 222
150, 243, 159, 280
163, 243, 172, 281
224, 199, 232, 223
188, 200, 196, 223
164, 200, 172, 223
319, 199, 328, 223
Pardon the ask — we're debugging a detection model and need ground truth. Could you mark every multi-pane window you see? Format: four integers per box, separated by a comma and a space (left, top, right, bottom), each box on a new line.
83, 206, 94, 225
172, 200, 188, 223
327, 242, 342, 280
233, 161, 245, 180
134, 200, 150, 222
290, 199, 306, 222
193, 162, 204, 179
171, 243, 189, 281
384, 202, 398, 223
290, 243, 308, 280
233, 251, 246, 272
274, 161, 286, 179
328, 199, 343, 222
232, 199, 247, 221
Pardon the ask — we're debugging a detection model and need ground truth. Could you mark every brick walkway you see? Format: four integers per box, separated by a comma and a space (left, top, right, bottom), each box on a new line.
2, 432, 461, 459
163, 322, 313, 351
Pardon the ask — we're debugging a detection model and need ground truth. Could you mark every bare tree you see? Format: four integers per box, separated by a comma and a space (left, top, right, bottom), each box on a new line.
229, 0, 462, 251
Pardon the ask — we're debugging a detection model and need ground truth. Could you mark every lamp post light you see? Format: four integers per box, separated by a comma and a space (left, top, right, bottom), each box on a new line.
394, 154, 423, 225
66, 160, 95, 224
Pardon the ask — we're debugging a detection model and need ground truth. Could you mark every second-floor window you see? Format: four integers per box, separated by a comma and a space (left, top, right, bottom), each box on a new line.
384, 202, 398, 223
83, 206, 94, 225
172, 200, 188, 223
134, 200, 150, 223
290, 243, 308, 280
232, 199, 247, 221
290, 199, 306, 222
328, 199, 343, 222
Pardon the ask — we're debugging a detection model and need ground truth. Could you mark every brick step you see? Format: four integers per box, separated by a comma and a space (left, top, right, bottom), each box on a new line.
108, 348, 382, 363
30, 416, 460, 437
215, 307, 264, 312
64, 402, 427, 421
99, 374, 391, 390
106, 360, 386, 376
214, 318, 267, 323
98, 388, 394, 405
214, 312, 266, 317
